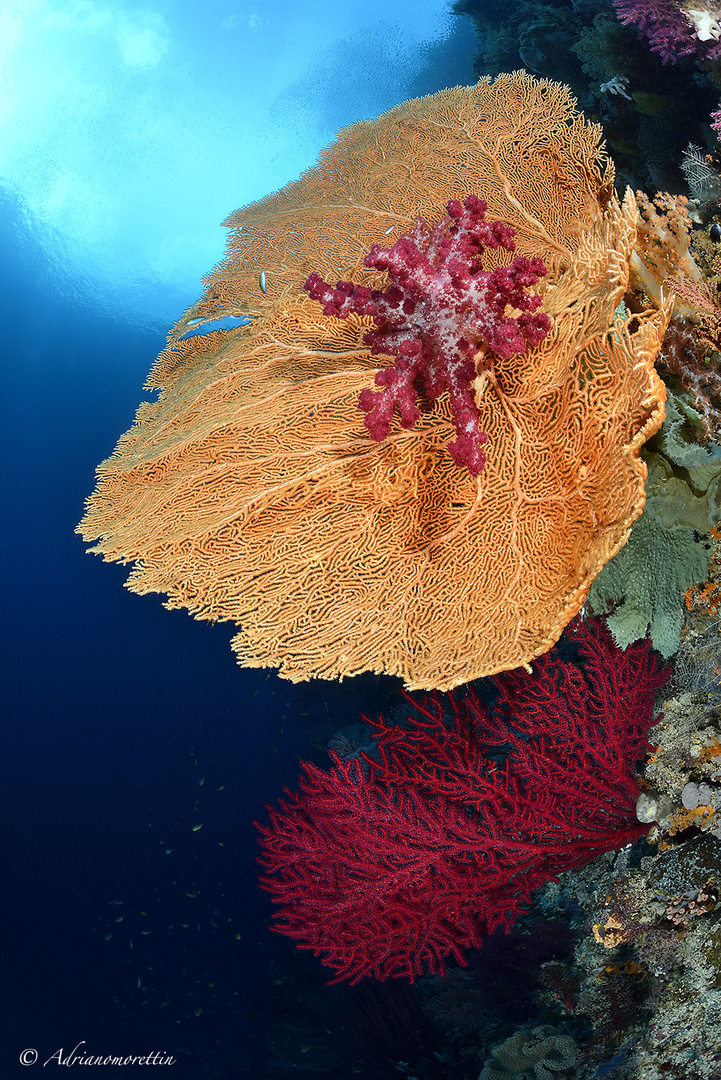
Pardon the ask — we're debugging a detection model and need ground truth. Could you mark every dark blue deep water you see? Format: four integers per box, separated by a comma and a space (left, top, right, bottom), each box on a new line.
0, 185, 411, 1077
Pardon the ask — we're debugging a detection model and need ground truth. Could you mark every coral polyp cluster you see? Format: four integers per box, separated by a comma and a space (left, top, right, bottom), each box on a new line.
305, 194, 550, 475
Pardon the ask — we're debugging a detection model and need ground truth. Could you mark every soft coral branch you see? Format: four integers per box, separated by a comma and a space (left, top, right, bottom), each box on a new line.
304, 195, 550, 476
612, 0, 717, 62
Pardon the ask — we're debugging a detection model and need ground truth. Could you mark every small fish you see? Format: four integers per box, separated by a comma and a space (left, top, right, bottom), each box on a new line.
137, 978, 141, 988
116, 916, 124, 922
384, 225, 395, 235
186, 318, 203, 327
194, 1008, 202, 1017
104, 933, 113, 941
258, 270, 267, 294
165, 848, 173, 854
110, 900, 124, 905
217, 785, 225, 791
141, 930, 151, 935
235, 932, 242, 941
191, 824, 203, 832
198, 778, 205, 786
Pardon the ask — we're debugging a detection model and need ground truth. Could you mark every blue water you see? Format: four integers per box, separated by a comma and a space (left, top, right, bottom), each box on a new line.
0, 3, 476, 1076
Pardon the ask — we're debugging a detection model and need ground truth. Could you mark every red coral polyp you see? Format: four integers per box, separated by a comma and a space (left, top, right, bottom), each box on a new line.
304, 195, 551, 475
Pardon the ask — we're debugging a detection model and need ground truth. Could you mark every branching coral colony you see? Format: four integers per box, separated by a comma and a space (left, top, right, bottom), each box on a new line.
305, 195, 551, 476
256, 617, 670, 983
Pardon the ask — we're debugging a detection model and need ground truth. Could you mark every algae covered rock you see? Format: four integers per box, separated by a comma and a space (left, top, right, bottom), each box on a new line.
648, 835, 721, 899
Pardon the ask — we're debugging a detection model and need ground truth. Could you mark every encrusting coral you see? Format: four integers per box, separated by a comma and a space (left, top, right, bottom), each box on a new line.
587, 383, 721, 656
479, 1025, 577, 1080
78, 72, 670, 690
587, 450, 714, 657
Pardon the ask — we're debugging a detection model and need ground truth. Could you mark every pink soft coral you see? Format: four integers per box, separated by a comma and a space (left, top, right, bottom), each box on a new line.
612, 0, 721, 62
304, 195, 551, 475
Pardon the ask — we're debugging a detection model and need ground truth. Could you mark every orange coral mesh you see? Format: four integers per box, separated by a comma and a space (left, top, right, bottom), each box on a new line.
78, 72, 671, 691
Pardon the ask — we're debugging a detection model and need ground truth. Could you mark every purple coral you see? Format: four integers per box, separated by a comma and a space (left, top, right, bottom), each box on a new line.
612, 0, 721, 62
304, 195, 550, 476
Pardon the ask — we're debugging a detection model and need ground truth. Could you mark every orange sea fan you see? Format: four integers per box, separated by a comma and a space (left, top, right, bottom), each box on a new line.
77, 72, 671, 691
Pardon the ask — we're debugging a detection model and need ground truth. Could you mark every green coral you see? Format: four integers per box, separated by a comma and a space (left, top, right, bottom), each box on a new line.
588, 452, 713, 657
653, 392, 721, 526
587, 390, 721, 657
654, 390, 721, 473
571, 12, 635, 85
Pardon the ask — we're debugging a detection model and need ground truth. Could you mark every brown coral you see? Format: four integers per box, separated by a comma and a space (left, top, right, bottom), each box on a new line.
77, 72, 670, 690
630, 191, 701, 311
593, 914, 632, 950
655, 318, 721, 441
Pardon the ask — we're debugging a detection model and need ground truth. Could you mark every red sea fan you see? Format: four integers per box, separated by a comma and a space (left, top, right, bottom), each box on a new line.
370, 616, 667, 858
256, 618, 670, 983
257, 759, 541, 983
